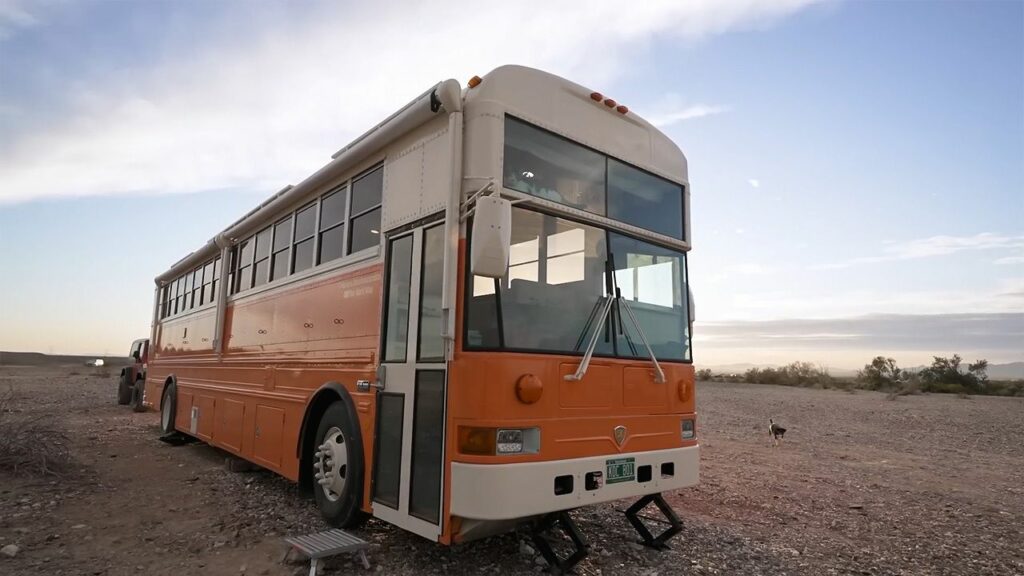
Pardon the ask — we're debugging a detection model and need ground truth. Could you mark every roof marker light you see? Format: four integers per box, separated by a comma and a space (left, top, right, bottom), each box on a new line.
616, 105, 629, 114
468, 76, 482, 88
590, 92, 603, 102
603, 98, 616, 108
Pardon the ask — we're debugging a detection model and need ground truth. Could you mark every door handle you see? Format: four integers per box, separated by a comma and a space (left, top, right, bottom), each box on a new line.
356, 380, 385, 392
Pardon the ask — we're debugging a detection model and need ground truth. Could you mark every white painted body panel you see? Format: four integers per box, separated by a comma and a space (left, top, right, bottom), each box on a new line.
450, 445, 699, 521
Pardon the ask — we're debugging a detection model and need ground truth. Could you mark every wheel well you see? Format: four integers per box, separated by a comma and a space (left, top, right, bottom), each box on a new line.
298, 384, 357, 495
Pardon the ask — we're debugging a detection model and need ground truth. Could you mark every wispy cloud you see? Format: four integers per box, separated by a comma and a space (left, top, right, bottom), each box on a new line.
0, 0, 824, 204
0, 0, 39, 39
819, 233, 1024, 269
747, 178, 760, 188
695, 312, 1024, 368
647, 104, 730, 127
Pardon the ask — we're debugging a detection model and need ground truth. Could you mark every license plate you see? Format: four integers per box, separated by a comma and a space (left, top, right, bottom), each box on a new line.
606, 457, 635, 484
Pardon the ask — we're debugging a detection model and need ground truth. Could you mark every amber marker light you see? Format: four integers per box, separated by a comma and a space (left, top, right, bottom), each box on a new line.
468, 75, 482, 88
603, 98, 616, 108
458, 427, 496, 455
616, 105, 629, 114
590, 92, 603, 101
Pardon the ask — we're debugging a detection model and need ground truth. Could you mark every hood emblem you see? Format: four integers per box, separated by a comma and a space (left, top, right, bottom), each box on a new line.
613, 425, 627, 447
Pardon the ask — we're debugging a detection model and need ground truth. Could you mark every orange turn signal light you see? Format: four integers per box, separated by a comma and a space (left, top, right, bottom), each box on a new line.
458, 427, 496, 455
468, 75, 482, 88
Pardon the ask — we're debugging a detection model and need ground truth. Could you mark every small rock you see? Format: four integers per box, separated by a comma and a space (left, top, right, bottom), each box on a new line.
239, 563, 247, 573
1, 544, 19, 558
534, 556, 547, 566
71, 524, 87, 530
519, 541, 535, 556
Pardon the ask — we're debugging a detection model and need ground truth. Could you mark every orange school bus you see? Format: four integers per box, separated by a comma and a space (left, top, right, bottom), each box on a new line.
145, 65, 697, 567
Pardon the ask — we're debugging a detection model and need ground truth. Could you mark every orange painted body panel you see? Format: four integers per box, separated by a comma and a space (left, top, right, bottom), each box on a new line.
147, 262, 384, 515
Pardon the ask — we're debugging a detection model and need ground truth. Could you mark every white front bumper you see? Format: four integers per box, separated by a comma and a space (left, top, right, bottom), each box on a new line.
450, 445, 699, 521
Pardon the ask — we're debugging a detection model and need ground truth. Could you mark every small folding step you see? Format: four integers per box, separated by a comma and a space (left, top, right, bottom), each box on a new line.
623, 493, 682, 550
283, 528, 371, 576
530, 511, 589, 574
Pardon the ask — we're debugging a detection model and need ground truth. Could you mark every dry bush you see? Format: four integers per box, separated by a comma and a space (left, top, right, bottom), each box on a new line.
0, 388, 75, 478
92, 365, 112, 378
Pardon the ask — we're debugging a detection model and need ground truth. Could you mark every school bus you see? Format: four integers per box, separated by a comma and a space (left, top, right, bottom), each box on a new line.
145, 65, 697, 567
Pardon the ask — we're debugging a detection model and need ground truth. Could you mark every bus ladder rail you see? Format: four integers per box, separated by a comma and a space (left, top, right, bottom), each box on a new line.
622, 493, 683, 550
530, 511, 589, 574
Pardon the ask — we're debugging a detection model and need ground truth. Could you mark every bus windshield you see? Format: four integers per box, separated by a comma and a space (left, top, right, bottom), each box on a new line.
465, 207, 691, 362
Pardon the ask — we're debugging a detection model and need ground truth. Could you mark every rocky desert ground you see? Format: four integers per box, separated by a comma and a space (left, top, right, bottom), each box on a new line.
1, 366, 1021, 576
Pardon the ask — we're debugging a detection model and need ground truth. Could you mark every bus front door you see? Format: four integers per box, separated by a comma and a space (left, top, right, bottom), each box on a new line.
373, 221, 447, 541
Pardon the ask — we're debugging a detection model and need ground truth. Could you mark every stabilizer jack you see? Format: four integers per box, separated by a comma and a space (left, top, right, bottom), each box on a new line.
623, 493, 683, 550
530, 511, 588, 574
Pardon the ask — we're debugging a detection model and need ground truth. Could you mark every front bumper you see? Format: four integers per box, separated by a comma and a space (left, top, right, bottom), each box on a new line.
450, 445, 699, 521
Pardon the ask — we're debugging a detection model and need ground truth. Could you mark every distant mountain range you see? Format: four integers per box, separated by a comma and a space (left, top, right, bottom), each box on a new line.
700, 362, 1024, 380
0, 351, 131, 367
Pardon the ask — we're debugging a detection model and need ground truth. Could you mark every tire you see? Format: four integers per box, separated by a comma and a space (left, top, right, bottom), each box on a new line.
312, 401, 367, 528
160, 381, 177, 434
117, 373, 132, 405
129, 379, 147, 413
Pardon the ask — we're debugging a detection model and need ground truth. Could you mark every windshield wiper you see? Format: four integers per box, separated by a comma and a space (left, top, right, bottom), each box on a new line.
565, 259, 666, 384
564, 293, 615, 381
616, 292, 666, 383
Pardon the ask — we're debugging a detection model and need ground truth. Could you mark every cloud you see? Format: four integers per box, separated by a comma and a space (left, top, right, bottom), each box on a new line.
0, 0, 39, 39
700, 277, 1024, 323
647, 104, 730, 127
0, 0, 823, 204
747, 178, 760, 188
695, 312, 1024, 368
820, 233, 1024, 269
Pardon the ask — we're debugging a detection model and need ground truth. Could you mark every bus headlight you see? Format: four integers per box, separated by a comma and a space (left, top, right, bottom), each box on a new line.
681, 418, 695, 440
497, 427, 540, 454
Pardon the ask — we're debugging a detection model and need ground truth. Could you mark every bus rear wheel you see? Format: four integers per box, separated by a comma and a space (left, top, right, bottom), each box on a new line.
312, 402, 366, 528
160, 381, 177, 434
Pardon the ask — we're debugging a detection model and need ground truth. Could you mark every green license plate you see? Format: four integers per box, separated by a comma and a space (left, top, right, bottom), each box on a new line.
606, 457, 635, 484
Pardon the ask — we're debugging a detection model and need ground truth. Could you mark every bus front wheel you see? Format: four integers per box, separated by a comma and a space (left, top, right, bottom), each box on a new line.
312, 401, 366, 528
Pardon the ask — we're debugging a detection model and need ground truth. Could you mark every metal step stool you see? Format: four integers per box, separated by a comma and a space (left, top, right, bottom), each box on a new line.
283, 529, 371, 575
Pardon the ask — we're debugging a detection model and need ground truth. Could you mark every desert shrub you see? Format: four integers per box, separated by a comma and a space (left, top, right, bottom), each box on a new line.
695, 369, 713, 381
0, 388, 75, 477
857, 356, 904, 391
743, 362, 835, 388
918, 355, 988, 394
92, 365, 112, 378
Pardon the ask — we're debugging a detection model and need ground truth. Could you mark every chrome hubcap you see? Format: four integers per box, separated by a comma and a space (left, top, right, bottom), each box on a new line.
314, 426, 347, 502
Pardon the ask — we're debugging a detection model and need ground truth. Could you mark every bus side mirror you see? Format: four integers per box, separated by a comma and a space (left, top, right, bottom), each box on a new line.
687, 286, 695, 324
470, 196, 511, 278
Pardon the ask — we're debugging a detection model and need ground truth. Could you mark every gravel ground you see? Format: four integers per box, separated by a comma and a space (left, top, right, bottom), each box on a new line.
1, 367, 1021, 575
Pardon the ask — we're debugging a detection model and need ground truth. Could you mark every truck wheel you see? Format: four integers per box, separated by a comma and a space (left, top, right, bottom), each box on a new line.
129, 379, 147, 413
312, 401, 367, 528
160, 381, 178, 433
117, 373, 132, 405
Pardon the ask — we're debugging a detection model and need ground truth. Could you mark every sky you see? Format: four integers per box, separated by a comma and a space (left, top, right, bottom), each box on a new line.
0, 0, 1021, 369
